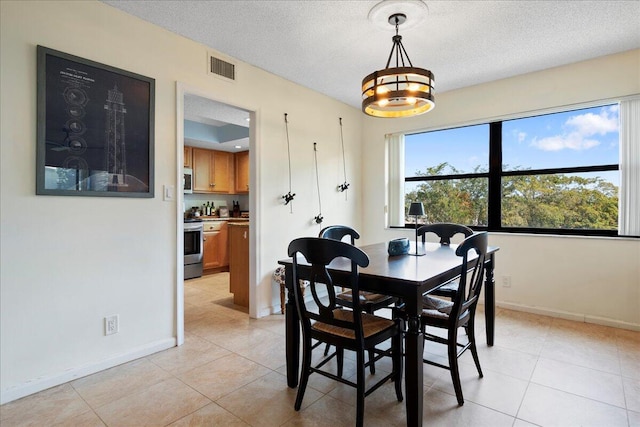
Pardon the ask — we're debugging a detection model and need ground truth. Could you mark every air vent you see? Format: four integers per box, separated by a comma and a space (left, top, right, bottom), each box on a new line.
209, 54, 235, 81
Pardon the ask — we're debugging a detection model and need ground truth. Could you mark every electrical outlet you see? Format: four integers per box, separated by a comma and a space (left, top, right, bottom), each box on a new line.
105, 315, 119, 335
501, 276, 512, 288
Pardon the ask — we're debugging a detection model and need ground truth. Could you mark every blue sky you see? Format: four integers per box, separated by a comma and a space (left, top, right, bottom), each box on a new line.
405, 104, 620, 176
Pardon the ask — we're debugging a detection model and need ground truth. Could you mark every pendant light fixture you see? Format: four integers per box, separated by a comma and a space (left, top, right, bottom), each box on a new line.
362, 10, 435, 118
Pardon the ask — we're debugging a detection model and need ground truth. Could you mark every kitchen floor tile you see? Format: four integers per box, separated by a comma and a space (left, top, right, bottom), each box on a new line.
177, 353, 271, 401
517, 382, 628, 426
216, 371, 323, 427
93, 377, 210, 426
168, 402, 249, 426
70, 358, 172, 408
3, 273, 639, 427
0, 384, 92, 427
530, 357, 626, 408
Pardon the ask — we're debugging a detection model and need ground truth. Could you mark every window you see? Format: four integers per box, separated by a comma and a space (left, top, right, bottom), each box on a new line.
401, 104, 621, 236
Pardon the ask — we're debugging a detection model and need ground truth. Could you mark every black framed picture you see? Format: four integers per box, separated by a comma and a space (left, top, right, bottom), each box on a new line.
36, 46, 155, 197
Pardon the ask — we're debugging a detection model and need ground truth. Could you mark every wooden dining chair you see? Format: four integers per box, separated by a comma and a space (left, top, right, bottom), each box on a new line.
420, 231, 488, 406
288, 237, 403, 427
320, 225, 397, 314
319, 225, 398, 373
417, 223, 473, 299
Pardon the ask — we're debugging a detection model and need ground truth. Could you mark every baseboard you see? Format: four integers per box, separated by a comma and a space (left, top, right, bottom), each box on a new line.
0, 338, 176, 405
496, 301, 640, 331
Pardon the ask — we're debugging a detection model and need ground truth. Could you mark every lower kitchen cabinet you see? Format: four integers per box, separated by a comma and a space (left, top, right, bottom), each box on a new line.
229, 222, 249, 308
203, 221, 228, 271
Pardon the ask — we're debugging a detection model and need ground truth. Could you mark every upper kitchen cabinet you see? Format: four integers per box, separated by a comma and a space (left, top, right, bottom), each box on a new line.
193, 148, 234, 194
184, 146, 192, 168
235, 151, 249, 194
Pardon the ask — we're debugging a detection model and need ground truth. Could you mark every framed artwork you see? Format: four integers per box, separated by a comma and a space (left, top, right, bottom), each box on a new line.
36, 46, 155, 197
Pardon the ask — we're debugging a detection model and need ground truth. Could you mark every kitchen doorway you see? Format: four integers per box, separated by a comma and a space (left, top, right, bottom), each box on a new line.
175, 82, 258, 345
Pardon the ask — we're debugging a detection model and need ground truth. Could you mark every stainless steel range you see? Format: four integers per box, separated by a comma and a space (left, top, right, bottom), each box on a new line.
184, 219, 203, 279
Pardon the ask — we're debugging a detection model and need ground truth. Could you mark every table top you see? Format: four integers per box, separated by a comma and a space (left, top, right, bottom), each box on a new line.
279, 241, 499, 297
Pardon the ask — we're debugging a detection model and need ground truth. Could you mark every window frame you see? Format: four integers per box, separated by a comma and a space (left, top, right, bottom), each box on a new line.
402, 106, 620, 237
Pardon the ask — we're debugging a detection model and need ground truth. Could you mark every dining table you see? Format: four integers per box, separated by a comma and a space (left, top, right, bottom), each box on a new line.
279, 240, 499, 427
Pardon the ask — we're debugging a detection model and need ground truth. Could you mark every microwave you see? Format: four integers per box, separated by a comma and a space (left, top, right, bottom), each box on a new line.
183, 167, 193, 194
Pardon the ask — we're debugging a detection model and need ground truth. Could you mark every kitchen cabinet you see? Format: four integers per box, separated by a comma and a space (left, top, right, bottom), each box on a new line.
229, 223, 249, 308
184, 146, 192, 168
202, 221, 228, 271
192, 148, 234, 193
235, 150, 249, 194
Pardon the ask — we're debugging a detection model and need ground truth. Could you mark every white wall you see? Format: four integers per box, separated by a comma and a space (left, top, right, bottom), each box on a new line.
0, 0, 362, 403
360, 50, 640, 329
2, 0, 638, 406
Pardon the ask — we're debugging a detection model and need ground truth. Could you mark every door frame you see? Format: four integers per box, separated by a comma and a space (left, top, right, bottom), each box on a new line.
175, 81, 260, 345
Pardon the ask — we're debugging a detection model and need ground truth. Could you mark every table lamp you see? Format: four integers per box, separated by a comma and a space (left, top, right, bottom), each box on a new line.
408, 202, 425, 256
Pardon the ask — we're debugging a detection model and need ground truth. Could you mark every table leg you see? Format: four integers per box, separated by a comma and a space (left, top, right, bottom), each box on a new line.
284, 265, 300, 388
484, 253, 496, 346
404, 304, 423, 427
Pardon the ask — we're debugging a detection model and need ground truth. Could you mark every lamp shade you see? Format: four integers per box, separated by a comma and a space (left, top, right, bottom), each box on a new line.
361, 12, 435, 118
408, 202, 424, 216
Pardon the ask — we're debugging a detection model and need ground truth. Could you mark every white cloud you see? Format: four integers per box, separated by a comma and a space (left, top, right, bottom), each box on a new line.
530, 107, 618, 151
565, 110, 618, 136
517, 132, 526, 143
531, 132, 600, 152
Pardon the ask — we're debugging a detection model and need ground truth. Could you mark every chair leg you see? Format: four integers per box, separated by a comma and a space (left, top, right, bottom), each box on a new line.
392, 333, 403, 402
355, 350, 366, 427
364, 304, 376, 374
448, 328, 464, 406
368, 349, 376, 374
279, 283, 285, 314
467, 318, 483, 378
294, 336, 312, 411
323, 343, 331, 356
337, 347, 344, 378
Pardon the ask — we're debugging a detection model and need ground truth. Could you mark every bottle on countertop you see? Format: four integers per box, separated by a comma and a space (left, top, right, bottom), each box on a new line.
205, 201, 211, 216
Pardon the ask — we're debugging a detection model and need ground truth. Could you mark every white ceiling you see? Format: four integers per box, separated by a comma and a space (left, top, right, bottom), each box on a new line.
103, 0, 640, 114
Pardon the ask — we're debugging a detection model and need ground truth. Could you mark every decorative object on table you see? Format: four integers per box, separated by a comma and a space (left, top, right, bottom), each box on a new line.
218, 205, 229, 218
361, 1, 434, 118
281, 113, 296, 210
387, 237, 410, 256
336, 117, 350, 198
36, 46, 155, 197
408, 202, 425, 256
313, 142, 323, 225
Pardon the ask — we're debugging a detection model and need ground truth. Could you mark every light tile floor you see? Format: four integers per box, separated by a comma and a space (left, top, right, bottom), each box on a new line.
2, 272, 639, 426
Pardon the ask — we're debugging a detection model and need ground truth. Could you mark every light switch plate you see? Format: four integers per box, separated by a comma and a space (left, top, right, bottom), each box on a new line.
163, 185, 175, 201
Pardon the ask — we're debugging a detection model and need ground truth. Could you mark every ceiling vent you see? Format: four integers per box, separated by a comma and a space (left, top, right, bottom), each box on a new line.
208, 52, 235, 81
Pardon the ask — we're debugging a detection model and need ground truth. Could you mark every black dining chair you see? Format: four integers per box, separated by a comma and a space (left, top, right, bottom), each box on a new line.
417, 223, 473, 299
420, 231, 488, 406
320, 225, 398, 315
319, 225, 398, 373
288, 237, 403, 427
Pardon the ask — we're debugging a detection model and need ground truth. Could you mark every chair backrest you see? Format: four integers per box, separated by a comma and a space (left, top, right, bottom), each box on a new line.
417, 223, 473, 245
318, 225, 360, 245
288, 237, 369, 341
450, 232, 488, 325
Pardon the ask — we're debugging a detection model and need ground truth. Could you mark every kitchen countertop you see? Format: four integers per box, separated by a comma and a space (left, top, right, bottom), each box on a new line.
187, 216, 249, 222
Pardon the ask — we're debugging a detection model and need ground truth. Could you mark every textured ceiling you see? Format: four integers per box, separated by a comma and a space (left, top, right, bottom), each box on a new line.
103, 0, 640, 113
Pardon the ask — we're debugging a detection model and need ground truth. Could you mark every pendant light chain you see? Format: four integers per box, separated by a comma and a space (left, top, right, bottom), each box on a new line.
337, 117, 350, 198
313, 142, 323, 224
282, 113, 295, 212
